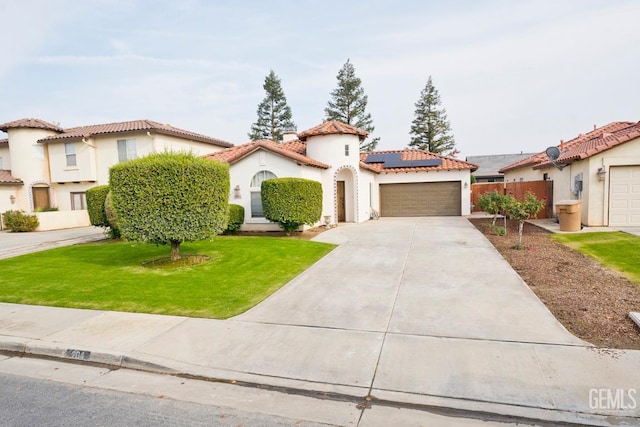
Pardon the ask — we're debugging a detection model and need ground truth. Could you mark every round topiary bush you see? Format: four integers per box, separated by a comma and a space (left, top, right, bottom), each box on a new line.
109, 152, 230, 261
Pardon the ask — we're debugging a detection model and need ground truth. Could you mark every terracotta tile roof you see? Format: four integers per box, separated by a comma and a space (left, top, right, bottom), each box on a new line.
204, 139, 329, 169
38, 119, 233, 148
360, 149, 478, 173
280, 139, 307, 155
0, 170, 23, 185
500, 121, 635, 173
0, 118, 63, 133
533, 121, 640, 169
298, 121, 368, 141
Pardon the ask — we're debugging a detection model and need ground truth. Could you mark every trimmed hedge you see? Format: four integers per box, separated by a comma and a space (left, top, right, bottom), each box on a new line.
109, 152, 230, 260
261, 178, 322, 232
2, 210, 39, 232
226, 204, 244, 233
86, 185, 110, 227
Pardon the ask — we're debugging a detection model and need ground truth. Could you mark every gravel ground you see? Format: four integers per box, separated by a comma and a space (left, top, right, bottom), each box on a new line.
469, 218, 640, 350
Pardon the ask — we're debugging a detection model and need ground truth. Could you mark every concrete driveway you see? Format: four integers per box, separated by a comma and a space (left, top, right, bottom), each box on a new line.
237, 217, 584, 345
0, 226, 105, 259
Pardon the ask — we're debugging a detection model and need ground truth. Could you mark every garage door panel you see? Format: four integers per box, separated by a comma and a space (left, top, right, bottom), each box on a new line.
380, 182, 461, 217
609, 165, 640, 226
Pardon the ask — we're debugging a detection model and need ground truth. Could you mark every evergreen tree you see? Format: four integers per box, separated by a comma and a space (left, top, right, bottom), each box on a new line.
409, 76, 457, 156
325, 59, 379, 152
249, 70, 295, 143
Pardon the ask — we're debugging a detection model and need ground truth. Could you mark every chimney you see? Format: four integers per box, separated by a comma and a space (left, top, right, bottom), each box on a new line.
560, 139, 564, 152
593, 124, 596, 130
282, 129, 298, 142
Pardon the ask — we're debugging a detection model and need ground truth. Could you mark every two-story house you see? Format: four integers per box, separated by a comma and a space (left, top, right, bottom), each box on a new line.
0, 118, 232, 230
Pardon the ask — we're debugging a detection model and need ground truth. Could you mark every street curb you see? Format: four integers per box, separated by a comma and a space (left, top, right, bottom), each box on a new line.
1, 337, 636, 427
0, 338, 176, 375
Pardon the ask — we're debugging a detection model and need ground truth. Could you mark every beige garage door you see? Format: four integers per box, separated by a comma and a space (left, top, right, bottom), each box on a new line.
609, 165, 640, 226
380, 182, 461, 217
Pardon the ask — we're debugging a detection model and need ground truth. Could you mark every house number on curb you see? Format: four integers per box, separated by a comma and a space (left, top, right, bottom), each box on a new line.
65, 349, 91, 360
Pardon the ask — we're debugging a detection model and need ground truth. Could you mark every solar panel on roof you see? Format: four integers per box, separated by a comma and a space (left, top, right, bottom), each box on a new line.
364, 153, 442, 169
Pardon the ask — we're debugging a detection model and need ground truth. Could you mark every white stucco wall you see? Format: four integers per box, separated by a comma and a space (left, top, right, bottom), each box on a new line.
588, 140, 640, 226
0, 145, 11, 170
227, 149, 324, 231
504, 138, 640, 226
6, 128, 56, 212
35, 210, 90, 231
376, 169, 473, 215
48, 140, 97, 183
152, 134, 227, 157
94, 132, 155, 185
0, 186, 21, 228
359, 169, 378, 221
52, 182, 93, 211
305, 133, 368, 224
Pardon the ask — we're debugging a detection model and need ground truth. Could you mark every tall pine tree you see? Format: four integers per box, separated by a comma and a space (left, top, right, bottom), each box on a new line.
249, 70, 295, 143
325, 59, 379, 152
409, 76, 457, 156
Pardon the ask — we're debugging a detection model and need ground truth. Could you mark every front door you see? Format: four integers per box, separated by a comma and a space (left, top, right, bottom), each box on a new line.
32, 187, 50, 210
337, 181, 346, 222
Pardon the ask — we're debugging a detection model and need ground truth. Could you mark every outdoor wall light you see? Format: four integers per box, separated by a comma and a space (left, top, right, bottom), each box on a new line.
9, 195, 15, 204
463, 181, 469, 188
596, 167, 607, 181
233, 185, 241, 199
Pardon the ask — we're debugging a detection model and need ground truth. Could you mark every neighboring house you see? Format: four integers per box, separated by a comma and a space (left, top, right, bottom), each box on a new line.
500, 121, 640, 227
0, 118, 232, 230
206, 120, 477, 231
466, 153, 535, 182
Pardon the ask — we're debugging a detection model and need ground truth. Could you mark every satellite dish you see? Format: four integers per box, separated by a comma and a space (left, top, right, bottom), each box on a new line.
545, 146, 565, 171
545, 146, 560, 161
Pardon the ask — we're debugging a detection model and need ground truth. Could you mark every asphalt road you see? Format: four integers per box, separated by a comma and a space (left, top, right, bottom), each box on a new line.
0, 371, 327, 427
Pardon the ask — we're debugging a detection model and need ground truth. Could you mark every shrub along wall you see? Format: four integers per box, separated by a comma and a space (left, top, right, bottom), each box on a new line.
261, 178, 322, 232
86, 185, 110, 227
226, 204, 244, 233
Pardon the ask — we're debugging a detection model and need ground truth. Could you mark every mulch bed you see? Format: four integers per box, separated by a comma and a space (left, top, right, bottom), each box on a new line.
469, 218, 640, 350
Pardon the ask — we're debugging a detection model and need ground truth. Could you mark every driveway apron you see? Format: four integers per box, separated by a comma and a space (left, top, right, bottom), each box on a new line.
235, 217, 584, 346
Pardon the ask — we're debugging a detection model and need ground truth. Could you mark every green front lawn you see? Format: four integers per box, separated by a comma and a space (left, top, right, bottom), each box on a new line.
551, 232, 640, 285
0, 237, 335, 318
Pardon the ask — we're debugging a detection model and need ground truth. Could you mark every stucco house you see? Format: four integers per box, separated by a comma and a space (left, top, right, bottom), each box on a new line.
1, 117, 476, 232
500, 121, 640, 227
0, 118, 232, 230
206, 121, 477, 231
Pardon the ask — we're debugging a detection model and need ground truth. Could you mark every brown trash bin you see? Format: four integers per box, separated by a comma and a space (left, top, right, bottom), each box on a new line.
555, 200, 582, 231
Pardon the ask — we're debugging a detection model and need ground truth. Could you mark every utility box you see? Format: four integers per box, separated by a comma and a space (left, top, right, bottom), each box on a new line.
555, 200, 582, 232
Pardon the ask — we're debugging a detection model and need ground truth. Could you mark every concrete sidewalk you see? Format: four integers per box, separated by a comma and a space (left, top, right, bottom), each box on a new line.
0, 218, 638, 426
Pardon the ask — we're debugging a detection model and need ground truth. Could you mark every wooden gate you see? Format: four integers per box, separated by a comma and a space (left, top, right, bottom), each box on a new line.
471, 180, 552, 218
505, 180, 553, 219
470, 182, 503, 212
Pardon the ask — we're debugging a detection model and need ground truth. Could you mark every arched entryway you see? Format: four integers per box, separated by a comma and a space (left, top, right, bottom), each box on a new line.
334, 166, 358, 222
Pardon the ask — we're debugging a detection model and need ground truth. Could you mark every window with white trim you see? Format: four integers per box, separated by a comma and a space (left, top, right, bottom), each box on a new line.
65, 143, 77, 167
345, 144, 350, 156
250, 170, 277, 217
117, 138, 137, 162
71, 192, 86, 210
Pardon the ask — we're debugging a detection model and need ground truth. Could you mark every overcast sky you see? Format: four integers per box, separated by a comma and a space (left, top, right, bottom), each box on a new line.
1, 0, 638, 159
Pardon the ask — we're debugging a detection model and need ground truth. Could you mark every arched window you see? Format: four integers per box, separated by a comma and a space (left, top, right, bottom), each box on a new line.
250, 170, 276, 217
